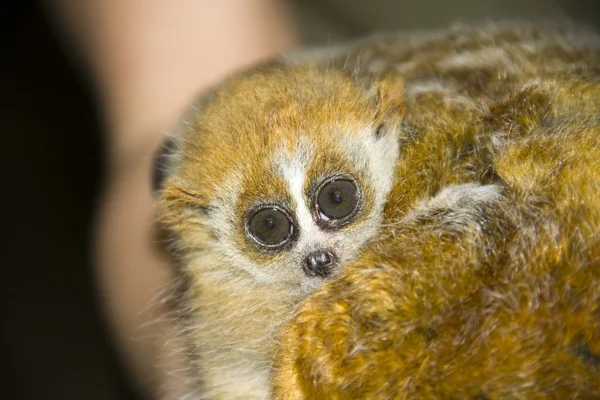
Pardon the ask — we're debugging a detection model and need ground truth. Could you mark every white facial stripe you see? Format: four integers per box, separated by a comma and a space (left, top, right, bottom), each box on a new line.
273, 138, 326, 249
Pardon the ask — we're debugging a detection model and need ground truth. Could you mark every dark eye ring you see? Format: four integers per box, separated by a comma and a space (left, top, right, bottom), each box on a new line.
245, 205, 296, 251
314, 176, 361, 228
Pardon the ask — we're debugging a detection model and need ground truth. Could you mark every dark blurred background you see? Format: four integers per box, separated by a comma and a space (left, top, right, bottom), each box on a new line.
2, 1, 598, 400
1, 3, 140, 400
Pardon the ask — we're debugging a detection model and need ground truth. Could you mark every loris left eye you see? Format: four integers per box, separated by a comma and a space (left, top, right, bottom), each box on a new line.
246, 206, 295, 250
315, 178, 362, 228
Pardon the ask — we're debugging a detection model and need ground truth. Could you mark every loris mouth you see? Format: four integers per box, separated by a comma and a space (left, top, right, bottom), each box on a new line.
302, 250, 337, 278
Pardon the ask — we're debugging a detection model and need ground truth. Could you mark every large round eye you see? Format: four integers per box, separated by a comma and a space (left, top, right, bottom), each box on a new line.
247, 207, 294, 248
317, 179, 359, 221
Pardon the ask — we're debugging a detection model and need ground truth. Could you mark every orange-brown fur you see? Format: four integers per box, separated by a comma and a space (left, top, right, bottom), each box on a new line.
158, 21, 600, 399
272, 22, 600, 399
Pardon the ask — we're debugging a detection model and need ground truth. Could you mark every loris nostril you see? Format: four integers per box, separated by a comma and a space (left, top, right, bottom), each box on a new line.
303, 250, 337, 278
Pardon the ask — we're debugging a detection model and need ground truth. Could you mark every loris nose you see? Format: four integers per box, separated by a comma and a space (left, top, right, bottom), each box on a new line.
303, 250, 337, 278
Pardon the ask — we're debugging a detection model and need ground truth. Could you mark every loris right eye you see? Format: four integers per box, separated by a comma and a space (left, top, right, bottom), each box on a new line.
318, 180, 358, 220
313, 176, 362, 229
247, 206, 295, 250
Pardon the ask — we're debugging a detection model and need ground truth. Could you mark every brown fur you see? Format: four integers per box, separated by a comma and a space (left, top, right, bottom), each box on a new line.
272, 22, 600, 399
158, 21, 600, 399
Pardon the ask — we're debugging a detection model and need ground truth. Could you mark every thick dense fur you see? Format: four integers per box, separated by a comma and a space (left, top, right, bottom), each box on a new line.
272, 22, 600, 399
158, 21, 600, 399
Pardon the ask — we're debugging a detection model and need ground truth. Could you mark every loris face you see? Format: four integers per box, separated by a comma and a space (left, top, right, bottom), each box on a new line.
158, 65, 403, 291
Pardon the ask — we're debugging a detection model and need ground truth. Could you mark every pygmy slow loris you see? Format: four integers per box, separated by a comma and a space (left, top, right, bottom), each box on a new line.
157, 20, 600, 399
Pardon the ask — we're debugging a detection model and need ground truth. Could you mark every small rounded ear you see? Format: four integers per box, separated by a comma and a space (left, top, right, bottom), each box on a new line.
152, 135, 179, 194
374, 75, 405, 124
363, 74, 405, 128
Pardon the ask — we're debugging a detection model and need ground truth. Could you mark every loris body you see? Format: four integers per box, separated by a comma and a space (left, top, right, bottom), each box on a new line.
157, 22, 600, 399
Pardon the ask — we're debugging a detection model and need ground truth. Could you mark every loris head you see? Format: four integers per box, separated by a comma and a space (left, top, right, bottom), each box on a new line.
157, 65, 403, 291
